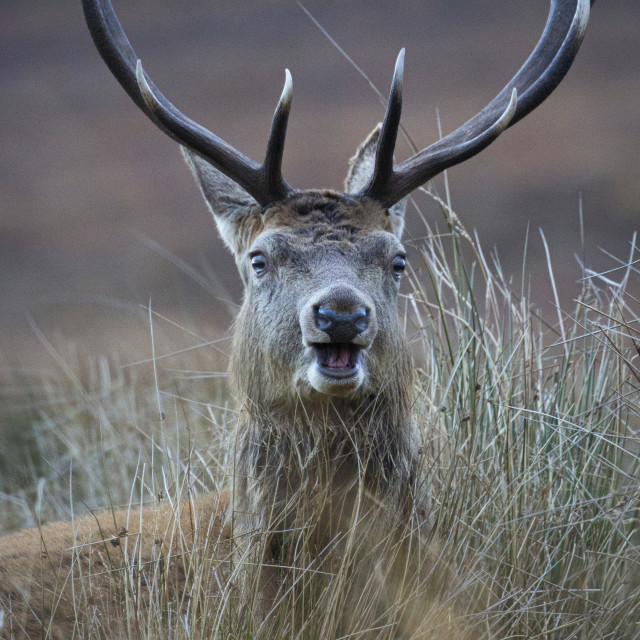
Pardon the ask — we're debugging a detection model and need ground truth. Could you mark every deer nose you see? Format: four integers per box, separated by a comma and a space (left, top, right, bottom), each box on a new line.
314, 306, 370, 342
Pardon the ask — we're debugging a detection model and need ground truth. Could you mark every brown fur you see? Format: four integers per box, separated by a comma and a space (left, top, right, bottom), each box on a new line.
187, 142, 425, 621
0, 492, 228, 639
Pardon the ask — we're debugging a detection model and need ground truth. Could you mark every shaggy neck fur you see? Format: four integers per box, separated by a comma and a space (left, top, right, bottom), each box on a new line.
228, 304, 418, 536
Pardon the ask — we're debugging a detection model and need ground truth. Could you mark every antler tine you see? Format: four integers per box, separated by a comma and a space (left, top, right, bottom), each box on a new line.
263, 70, 294, 202
362, 49, 405, 200
83, 0, 294, 206
360, 0, 592, 208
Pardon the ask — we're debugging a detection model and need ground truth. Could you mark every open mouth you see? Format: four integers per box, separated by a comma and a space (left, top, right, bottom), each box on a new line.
312, 343, 362, 379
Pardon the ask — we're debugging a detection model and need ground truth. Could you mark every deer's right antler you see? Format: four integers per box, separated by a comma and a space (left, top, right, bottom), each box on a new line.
361, 0, 593, 208
82, 0, 294, 206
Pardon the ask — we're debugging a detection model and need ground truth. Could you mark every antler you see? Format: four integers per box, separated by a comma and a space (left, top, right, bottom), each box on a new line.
82, 0, 294, 206
360, 0, 592, 208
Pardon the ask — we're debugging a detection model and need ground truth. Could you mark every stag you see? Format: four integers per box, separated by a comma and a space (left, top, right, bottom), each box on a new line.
0, 0, 590, 637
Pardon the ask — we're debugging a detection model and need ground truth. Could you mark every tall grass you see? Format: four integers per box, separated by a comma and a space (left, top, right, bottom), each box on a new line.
406, 192, 640, 638
1, 195, 638, 639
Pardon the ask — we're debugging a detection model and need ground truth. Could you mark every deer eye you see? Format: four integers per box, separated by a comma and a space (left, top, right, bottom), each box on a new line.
391, 254, 406, 280
250, 252, 269, 277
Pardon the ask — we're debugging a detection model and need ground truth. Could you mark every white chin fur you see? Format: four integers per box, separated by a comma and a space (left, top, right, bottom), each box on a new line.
306, 362, 365, 397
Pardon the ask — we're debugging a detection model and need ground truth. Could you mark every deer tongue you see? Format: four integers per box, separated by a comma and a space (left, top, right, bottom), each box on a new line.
328, 344, 350, 369
316, 343, 354, 369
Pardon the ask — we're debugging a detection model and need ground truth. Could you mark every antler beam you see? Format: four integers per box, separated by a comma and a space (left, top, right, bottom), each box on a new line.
82, 0, 293, 206
360, 0, 593, 208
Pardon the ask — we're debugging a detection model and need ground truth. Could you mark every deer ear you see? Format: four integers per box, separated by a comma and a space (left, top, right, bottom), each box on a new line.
344, 124, 407, 239
182, 147, 262, 255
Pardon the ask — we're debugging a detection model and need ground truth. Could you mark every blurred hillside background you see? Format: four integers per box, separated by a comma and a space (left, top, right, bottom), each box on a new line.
1, 0, 639, 374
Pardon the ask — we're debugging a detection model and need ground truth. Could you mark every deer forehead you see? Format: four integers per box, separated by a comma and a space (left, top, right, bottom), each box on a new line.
249, 191, 402, 265
262, 191, 395, 237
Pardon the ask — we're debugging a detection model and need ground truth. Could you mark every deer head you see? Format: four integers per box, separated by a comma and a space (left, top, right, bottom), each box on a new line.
82, 0, 591, 411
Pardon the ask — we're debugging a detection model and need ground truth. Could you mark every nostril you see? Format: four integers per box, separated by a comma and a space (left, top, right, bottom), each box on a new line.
315, 306, 335, 332
353, 308, 369, 333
